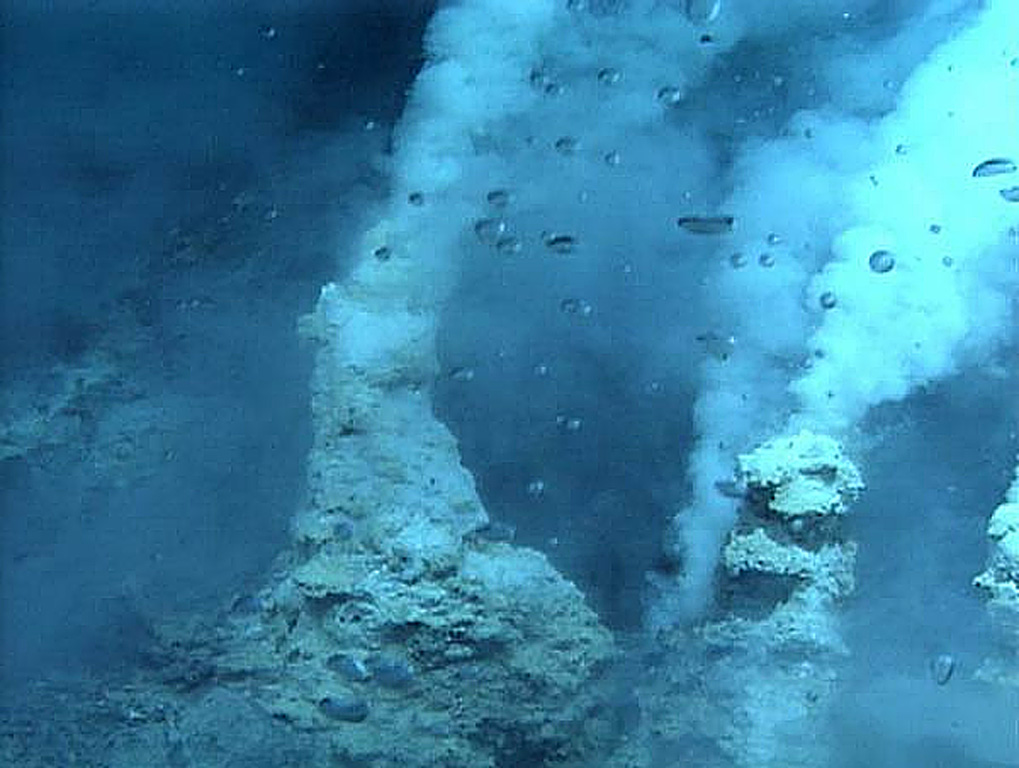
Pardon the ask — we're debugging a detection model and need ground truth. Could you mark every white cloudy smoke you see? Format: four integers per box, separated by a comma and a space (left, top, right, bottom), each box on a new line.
671, 0, 1018, 617
378, 0, 1017, 624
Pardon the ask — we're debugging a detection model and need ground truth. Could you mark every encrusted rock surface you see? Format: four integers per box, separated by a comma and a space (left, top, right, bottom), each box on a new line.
647, 430, 865, 768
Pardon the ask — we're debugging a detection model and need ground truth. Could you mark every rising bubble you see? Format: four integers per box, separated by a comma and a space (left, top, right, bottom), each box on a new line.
930, 654, 955, 685
486, 189, 513, 208
868, 249, 895, 273
544, 232, 577, 254
475, 218, 507, 244
972, 158, 1016, 177
657, 86, 683, 108
554, 136, 579, 155
598, 67, 622, 85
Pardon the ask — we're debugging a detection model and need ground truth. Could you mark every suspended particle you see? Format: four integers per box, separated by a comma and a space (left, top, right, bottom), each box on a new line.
554, 136, 579, 155
475, 217, 507, 245
972, 158, 1016, 177
544, 232, 577, 254
486, 188, 513, 208
930, 653, 955, 686
929, 223, 942, 234
942, 255, 954, 267
597, 67, 622, 85
407, 191, 425, 206
758, 252, 775, 267
533, 363, 550, 377
766, 232, 782, 246
819, 291, 837, 309
999, 186, 1019, 202
259, 25, 277, 40
657, 86, 683, 108
677, 215, 734, 235
868, 249, 895, 273
729, 252, 747, 268
895, 143, 908, 155
604, 150, 621, 166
